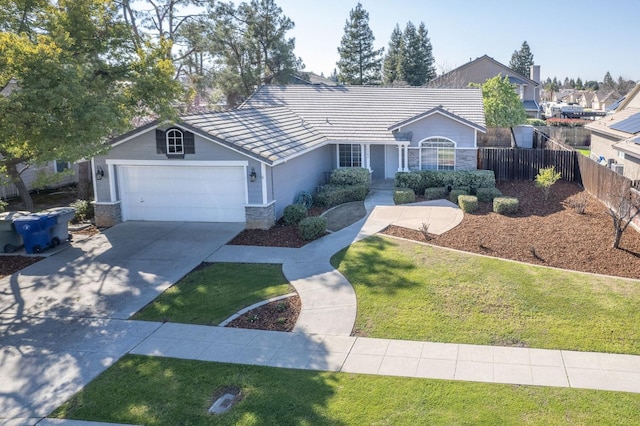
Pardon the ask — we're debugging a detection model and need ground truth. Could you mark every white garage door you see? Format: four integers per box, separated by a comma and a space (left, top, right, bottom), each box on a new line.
119, 165, 246, 222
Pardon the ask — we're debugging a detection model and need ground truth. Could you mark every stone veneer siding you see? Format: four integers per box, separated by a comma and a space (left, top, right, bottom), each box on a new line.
245, 203, 275, 230
94, 202, 122, 228
456, 149, 478, 170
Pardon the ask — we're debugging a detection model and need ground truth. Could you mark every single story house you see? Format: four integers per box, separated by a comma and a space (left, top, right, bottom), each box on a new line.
429, 55, 541, 118
92, 85, 486, 229
587, 84, 640, 181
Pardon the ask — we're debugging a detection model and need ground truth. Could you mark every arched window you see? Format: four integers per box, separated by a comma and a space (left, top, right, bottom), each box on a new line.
420, 137, 455, 170
166, 129, 184, 154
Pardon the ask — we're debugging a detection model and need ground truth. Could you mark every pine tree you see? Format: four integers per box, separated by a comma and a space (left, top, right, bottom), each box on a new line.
402, 22, 435, 86
383, 24, 404, 84
602, 71, 615, 90
575, 77, 583, 90
508, 41, 534, 76
336, 2, 383, 85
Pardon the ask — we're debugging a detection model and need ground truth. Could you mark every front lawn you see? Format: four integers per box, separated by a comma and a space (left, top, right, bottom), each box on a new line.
132, 263, 292, 325
51, 355, 640, 425
332, 236, 640, 354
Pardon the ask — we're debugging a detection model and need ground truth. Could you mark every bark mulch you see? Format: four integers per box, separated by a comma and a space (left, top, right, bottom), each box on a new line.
383, 180, 640, 280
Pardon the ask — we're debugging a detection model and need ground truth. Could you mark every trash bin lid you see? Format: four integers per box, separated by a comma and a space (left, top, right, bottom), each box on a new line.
0, 211, 31, 221
44, 207, 76, 216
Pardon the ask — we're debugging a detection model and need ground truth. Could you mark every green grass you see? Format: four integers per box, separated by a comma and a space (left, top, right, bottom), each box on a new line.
331, 236, 640, 354
576, 148, 590, 156
132, 263, 292, 325
51, 355, 640, 425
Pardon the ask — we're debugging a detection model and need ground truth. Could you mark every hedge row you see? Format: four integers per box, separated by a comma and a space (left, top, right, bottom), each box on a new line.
395, 170, 496, 194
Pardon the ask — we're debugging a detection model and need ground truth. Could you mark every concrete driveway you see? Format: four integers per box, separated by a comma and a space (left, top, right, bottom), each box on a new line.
0, 221, 243, 421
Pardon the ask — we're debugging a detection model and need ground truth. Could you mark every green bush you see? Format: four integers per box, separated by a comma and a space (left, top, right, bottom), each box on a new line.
476, 187, 503, 202
458, 195, 478, 213
298, 216, 327, 241
424, 186, 448, 200
453, 185, 471, 194
283, 204, 308, 225
330, 168, 370, 188
70, 199, 94, 223
527, 118, 546, 126
314, 184, 368, 208
449, 189, 468, 205
493, 197, 519, 214
395, 172, 423, 192
396, 170, 496, 194
535, 166, 562, 201
393, 188, 415, 204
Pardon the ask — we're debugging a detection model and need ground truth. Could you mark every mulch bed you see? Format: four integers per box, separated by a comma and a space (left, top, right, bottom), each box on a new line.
226, 295, 301, 332
382, 180, 640, 279
0, 256, 42, 280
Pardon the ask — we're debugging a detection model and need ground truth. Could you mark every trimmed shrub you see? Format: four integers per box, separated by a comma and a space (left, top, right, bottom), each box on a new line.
424, 186, 448, 200
283, 203, 307, 225
395, 171, 423, 193
314, 184, 368, 208
458, 195, 478, 213
493, 197, 519, 214
453, 185, 471, 194
330, 168, 370, 188
449, 189, 468, 204
476, 187, 503, 202
298, 216, 327, 241
396, 170, 496, 194
393, 188, 415, 204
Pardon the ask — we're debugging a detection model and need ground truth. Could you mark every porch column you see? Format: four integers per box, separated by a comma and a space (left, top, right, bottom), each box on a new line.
403, 143, 409, 172
397, 144, 403, 172
108, 163, 117, 202
365, 144, 371, 171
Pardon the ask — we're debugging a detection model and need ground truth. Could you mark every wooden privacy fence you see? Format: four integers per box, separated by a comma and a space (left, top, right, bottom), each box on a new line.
477, 148, 578, 181
577, 154, 631, 200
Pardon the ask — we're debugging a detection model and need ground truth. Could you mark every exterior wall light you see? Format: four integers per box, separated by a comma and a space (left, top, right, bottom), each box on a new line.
249, 167, 257, 182
96, 166, 105, 180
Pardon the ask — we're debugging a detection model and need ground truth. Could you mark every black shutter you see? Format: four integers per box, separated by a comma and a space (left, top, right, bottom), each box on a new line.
184, 131, 195, 154
156, 129, 167, 154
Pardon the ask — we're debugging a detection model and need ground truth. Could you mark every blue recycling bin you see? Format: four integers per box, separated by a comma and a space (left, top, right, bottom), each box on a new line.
13, 214, 56, 254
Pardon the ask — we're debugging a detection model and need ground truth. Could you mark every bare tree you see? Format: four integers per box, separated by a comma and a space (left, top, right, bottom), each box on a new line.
606, 180, 640, 249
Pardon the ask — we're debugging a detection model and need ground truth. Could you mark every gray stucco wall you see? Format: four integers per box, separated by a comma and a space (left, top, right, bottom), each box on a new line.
271, 145, 333, 218
591, 132, 640, 181
402, 114, 477, 148
94, 127, 265, 205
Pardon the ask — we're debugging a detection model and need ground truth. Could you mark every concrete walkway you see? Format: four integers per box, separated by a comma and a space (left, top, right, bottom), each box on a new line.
206, 183, 462, 335
132, 323, 640, 394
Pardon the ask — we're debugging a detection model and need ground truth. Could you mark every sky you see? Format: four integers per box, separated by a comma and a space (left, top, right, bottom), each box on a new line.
272, 0, 639, 83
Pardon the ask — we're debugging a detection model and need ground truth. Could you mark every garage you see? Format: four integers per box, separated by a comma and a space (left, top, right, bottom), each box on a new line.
117, 162, 247, 222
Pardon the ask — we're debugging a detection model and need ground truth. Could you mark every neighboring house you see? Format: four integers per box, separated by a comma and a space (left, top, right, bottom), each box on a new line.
92, 85, 486, 229
0, 78, 78, 201
576, 91, 595, 109
587, 84, 640, 180
592, 90, 621, 111
429, 54, 541, 118
552, 89, 575, 103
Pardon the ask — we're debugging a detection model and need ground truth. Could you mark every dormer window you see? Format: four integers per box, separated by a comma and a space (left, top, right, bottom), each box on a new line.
167, 129, 184, 154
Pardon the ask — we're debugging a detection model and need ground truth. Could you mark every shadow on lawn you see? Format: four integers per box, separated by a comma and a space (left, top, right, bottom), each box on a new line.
331, 236, 420, 296
53, 353, 345, 425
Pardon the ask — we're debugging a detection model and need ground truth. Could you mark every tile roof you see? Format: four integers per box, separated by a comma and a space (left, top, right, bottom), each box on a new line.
243, 85, 485, 142
586, 107, 640, 139
180, 107, 328, 164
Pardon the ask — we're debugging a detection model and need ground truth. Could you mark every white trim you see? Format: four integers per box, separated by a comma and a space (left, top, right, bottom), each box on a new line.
260, 163, 268, 205
246, 200, 276, 208
105, 159, 248, 167
93, 201, 121, 206
166, 128, 184, 154
390, 110, 486, 133
110, 124, 160, 149
91, 158, 98, 203
108, 163, 116, 202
